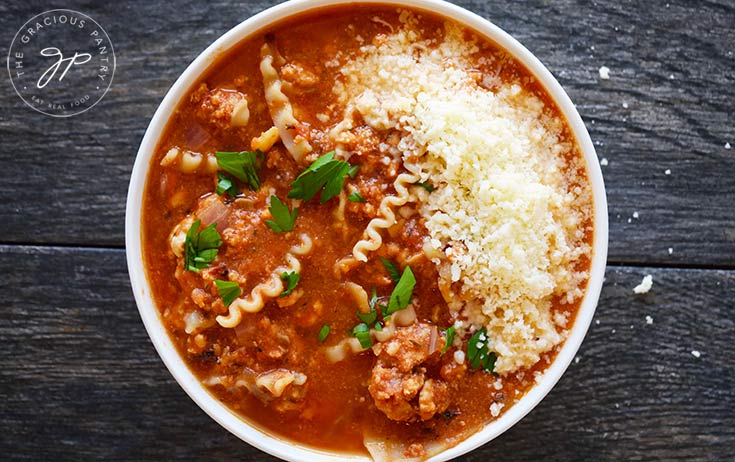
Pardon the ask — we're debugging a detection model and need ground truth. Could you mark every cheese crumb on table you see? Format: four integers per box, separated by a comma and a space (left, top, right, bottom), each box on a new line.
599, 66, 610, 80
633, 211, 639, 219
691, 350, 701, 358
645, 315, 653, 325
726, 142, 731, 150
668, 247, 673, 254
664, 169, 671, 175
600, 158, 608, 166
633, 275, 653, 294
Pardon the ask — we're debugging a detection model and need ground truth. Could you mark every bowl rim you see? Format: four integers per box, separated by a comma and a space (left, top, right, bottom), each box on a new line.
125, 0, 609, 460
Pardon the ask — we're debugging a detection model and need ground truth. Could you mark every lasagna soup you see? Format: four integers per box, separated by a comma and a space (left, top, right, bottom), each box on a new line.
142, 5, 593, 460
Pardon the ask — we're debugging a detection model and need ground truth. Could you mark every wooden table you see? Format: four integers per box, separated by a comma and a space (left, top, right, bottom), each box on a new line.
1, 0, 733, 460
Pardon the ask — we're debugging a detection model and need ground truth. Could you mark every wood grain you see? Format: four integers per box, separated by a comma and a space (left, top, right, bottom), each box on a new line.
0, 245, 732, 461
0, 0, 733, 265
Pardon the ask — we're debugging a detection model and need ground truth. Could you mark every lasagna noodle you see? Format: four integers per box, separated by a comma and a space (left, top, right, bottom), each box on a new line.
344, 281, 370, 314
324, 304, 417, 362
351, 172, 419, 262
160, 147, 218, 174
259, 43, 312, 163
216, 234, 313, 328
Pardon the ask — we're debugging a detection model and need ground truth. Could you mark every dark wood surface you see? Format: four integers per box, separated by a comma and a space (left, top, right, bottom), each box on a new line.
0, 0, 733, 461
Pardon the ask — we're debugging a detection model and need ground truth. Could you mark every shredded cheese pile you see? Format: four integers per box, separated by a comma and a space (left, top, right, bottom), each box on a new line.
335, 13, 592, 374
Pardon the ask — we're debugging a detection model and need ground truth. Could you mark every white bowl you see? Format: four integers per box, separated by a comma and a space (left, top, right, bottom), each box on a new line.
126, 0, 608, 460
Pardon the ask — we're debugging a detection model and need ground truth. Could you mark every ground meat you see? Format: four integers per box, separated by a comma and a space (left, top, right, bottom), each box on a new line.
376, 323, 440, 371
195, 87, 249, 130
369, 363, 425, 421
189, 82, 209, 105
368, 323, 450, 422
334, 125, 380, 157
234, 316, 299, 365
190, 288, 212, 309
418, 378, 450, 420
280, 62, 319, 89
404, 443, 426, 458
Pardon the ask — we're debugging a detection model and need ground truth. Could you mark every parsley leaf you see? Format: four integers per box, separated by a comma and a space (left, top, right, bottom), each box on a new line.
379, 257, 401, 284
266, 196, 298, 233
318, 324, 331, 342
184, 219, 222, 272
414, 181, 435, 192
466, 327, 497, 373
215, 172, 239, 197
348, 191, 366, 203
288, 151, 356, 203
216, 151, 262, 190
280, 271, 300, 297
215, 279, 241, 307
352, 322, 373, 349
347, 164, 360, 179
386, 266, 416, 315
442, 326, 455, 355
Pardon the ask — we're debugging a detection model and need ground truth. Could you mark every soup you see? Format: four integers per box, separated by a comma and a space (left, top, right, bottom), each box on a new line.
142, 4, 593, 460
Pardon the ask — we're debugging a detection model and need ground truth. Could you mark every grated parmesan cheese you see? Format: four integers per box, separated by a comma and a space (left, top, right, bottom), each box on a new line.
335, 14, 591, 374
599, 66, 610, 80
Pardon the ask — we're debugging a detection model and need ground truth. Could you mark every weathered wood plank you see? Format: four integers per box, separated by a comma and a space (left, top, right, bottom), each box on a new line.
0, 246, 732, 460
0, 0, 733, 265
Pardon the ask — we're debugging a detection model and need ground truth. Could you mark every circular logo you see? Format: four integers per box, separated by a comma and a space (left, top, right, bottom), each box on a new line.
7, 9, 116, 117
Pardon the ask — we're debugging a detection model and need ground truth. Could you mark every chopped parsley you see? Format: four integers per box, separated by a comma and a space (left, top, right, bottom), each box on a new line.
414, 181, 435, 192
368, 287, 379, 310
288, 151, 357, 203
352, 322, 373, 349
280, 271, 300, 297
215, 172, 239, 197
442, 326, 456, 355
348, 191, 366, 203
379, 257, 401, 284
466, 327, 497, 373
385, 265, 416, 315
367, 286, 390, 319
265, 196, 298, 233
184, 219, 222, 272
318, 324, 331, 342
214, 279, 241, 307
357, 304, 377, 325
216, 151, 262, 190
